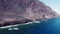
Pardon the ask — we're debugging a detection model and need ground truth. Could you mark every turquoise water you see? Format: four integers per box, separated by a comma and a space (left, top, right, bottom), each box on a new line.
0, 18, 60, 34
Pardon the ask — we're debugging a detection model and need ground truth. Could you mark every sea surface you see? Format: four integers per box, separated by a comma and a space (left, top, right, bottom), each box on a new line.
0, 18, 60, 34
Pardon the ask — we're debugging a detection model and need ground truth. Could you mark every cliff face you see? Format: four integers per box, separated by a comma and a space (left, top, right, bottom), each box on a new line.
18, 0, 57, 20
0, 0, 57, 25
16, 0, 57, 20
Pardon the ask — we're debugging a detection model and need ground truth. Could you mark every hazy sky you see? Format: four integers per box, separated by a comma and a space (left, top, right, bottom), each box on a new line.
39, 0, 60, 14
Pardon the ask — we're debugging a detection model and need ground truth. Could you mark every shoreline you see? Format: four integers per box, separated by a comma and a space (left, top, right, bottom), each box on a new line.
0, 21, 40, 29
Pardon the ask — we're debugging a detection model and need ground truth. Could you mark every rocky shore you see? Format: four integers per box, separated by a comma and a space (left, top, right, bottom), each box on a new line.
0, 18, 33, 27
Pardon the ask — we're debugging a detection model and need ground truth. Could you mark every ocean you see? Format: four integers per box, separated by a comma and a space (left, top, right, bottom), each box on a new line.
0, 18, 60, 34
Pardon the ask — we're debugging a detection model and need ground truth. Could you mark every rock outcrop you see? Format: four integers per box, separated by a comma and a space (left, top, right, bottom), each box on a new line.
0, 0, 58, 27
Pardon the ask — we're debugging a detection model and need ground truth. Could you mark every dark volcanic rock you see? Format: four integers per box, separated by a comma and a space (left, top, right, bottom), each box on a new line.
0, 0, 58, 27
0, 19, 33, 27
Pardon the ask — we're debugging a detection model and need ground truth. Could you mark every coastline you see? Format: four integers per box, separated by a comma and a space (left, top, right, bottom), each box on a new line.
0, 20, 41, 29
0, 18, 49, 29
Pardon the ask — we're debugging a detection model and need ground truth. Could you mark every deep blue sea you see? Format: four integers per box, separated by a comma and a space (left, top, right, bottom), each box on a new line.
0, 18, 60, 34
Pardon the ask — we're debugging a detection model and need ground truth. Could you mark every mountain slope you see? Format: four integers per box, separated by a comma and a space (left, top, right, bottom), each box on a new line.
0, 0, 57, 26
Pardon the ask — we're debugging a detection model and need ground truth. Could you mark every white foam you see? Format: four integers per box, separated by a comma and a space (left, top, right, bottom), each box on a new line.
8, 28, 19, 30
33, 21, 40, 23
0, 22, 33, 29
13, 28, 19, 30
0, 21, 40, 29
8, 28, 13, 30
0, 25, 19, 29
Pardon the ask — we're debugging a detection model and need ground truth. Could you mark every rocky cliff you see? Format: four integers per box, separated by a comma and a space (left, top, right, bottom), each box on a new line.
0, 0, 57, 26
